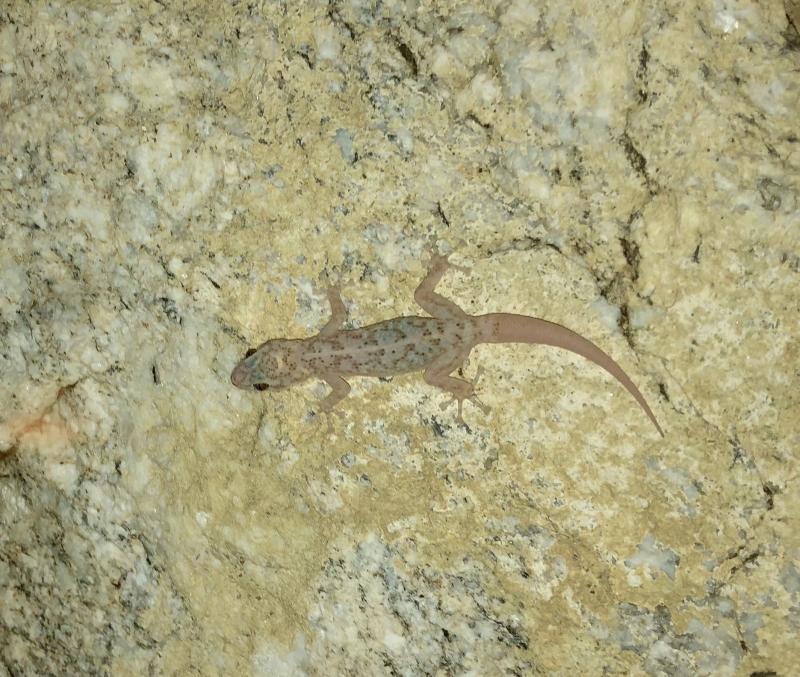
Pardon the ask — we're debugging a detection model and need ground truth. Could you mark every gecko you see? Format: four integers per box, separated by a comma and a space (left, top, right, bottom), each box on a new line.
230, 254, 664, 437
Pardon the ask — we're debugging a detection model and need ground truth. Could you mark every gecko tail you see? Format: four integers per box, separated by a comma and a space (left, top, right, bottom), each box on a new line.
477, 313, 664, 437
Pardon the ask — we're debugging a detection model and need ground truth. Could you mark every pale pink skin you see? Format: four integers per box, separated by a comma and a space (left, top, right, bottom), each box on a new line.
231, 255, 663, 436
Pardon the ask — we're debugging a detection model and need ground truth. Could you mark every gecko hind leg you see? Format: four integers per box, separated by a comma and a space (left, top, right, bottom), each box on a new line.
424, 363, 490, 426
414, 250, 469, 321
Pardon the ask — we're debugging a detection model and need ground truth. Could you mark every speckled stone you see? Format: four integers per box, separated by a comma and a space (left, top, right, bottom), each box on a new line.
1, 1, 798, 675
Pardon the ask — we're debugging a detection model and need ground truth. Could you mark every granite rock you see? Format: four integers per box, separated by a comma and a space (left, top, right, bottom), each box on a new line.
1, 1, 798, 674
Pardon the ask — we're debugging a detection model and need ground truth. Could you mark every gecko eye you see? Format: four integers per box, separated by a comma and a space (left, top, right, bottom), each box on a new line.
253, 383, 268, 391
245, 348, 257, 358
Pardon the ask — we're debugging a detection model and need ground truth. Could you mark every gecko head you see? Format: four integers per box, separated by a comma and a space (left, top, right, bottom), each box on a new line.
230, 339, 310, 391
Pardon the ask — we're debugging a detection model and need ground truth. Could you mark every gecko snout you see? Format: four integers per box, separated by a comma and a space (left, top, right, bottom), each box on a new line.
231, 346, 275, 391
231, 363, 270, 390
230, 361, 251, 388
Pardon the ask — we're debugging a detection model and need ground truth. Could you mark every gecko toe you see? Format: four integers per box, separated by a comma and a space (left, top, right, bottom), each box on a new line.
314, 408, 344, 434
470, 394, 491, 415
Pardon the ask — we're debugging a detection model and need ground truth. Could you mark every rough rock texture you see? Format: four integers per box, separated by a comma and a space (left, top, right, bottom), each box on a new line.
1, 0, 797, 674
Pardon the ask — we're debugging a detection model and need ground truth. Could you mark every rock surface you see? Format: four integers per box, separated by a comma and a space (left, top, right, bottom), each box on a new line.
1, 1, 798, 674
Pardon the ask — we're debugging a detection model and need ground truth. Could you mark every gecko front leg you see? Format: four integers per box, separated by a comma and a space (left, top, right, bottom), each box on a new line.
318, 373, 351, 411
313, 286, 350, 431
318, 284, 348, 337
315, 373, 351, 432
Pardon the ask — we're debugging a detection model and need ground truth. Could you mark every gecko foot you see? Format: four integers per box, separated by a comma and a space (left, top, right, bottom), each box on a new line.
424, 246, 470, 276
438, 368, 491, 426
313, 407, 344, 434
